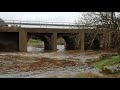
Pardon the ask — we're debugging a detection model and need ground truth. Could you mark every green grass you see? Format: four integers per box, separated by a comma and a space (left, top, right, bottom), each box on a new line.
57, 37, 65, 45
92, 56, 120, 70
27, 39, 44, 48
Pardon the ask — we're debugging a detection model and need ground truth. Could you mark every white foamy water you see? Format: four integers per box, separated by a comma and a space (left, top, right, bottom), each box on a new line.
27, 45, 65, 53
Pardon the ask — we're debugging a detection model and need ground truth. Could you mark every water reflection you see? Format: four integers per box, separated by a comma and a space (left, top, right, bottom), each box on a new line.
57, 45, 65, 52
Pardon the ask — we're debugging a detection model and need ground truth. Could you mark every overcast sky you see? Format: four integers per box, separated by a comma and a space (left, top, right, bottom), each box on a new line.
0, 12, 82, 23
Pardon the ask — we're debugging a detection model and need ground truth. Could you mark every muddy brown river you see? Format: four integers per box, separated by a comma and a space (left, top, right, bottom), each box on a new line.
0, 45, 116, 78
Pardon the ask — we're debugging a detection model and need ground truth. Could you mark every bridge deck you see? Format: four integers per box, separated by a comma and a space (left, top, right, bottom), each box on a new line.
0, 20, 98, 29
0, 27, 116, 34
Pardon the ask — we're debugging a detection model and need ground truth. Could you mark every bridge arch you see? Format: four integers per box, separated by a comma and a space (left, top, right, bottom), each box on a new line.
57, 33, 79, 50
91, 37, 100, 49
57, 37, 66, 51
84, 33, 104, 50
27, 33, 52, 52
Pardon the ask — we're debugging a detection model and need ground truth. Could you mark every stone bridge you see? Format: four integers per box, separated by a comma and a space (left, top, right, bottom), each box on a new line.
0, 27, 117, 52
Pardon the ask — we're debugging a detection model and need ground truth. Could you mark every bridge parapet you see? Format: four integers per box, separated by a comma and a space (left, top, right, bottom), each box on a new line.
2, 20, 114, 29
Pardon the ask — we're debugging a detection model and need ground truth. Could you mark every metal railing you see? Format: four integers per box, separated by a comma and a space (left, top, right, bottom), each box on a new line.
0, 20, 97, 29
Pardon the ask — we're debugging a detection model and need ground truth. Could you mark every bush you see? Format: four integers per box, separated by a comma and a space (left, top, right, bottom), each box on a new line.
57, 37, 65, 45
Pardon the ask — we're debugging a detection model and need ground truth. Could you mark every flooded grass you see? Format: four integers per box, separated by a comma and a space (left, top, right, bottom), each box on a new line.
92, 56, 120, 70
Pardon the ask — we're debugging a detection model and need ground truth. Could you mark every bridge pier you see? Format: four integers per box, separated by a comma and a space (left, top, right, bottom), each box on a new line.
109, 32, 112, 48
19, 29, 27, 52
103, 31, 111, 49
51, 33, 57, 51
81, 32, 85, 51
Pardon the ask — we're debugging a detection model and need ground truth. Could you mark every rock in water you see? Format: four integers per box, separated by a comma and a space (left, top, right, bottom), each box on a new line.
103, 65, 120, 74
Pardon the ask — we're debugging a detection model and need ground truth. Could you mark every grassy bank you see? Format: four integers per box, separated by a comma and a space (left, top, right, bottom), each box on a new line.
92, 56, 120, 70
62, 55, 120, 78
27, 39, 44, 48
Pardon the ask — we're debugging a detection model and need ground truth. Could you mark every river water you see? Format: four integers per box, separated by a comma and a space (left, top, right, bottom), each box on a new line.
0, 45, 115, 78
27, 45, 65, 53
26, 45, 107, 62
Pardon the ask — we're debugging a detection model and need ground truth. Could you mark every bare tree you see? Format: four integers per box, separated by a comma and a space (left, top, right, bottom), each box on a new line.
76, 12, 120, 54
76, 12, 118, 28
112, 12, 120, 55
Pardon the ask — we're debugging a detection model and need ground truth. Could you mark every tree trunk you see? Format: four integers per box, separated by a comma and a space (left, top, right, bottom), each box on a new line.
111, 12, 120, 55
